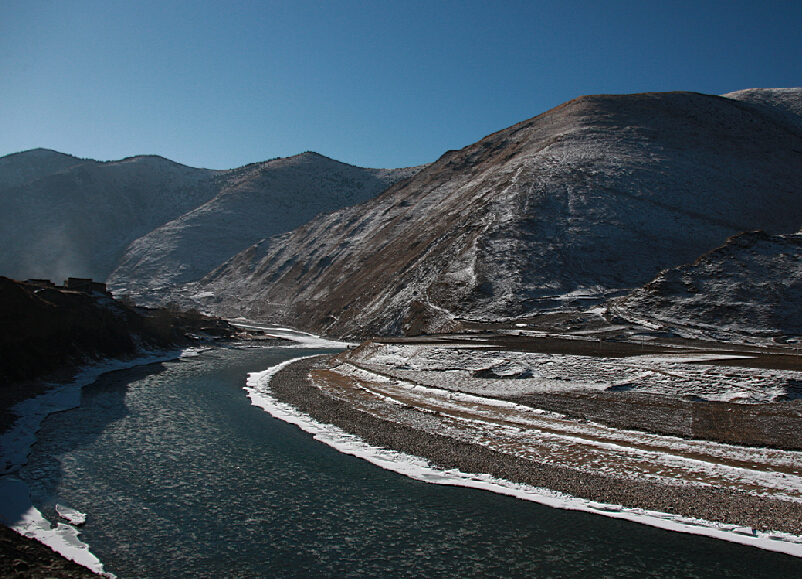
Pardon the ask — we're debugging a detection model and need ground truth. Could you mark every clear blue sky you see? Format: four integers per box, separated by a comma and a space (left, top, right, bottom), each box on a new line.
2, 0, 800, 170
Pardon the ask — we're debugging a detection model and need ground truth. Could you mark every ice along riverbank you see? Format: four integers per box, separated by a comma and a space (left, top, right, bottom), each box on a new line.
249, 353, 802, 559
7, 330, 802, 577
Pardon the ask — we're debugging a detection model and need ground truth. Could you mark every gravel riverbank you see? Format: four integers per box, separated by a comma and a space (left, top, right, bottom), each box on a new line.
270, 355, 802, 536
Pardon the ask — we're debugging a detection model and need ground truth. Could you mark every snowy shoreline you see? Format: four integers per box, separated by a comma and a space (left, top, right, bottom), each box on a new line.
0, 347, 198, 578
249, 355, 802, 559
0, 325, 348, 576
4, 330, 801, 575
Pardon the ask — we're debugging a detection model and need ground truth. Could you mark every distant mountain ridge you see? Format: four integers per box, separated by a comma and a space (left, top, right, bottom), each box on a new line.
194, 89, 802, 338
3, 88, 801, 341
723, 88, 802, 133
0, 148, 87, 189
107, 152, 422, 300
0, 150, 223, 282
0, 149, 422, 292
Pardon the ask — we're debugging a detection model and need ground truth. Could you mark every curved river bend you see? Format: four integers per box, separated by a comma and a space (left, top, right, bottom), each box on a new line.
20, 345, 802, 578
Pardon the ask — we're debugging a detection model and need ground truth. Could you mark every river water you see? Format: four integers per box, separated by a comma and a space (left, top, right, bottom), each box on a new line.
19, 345, 802, 578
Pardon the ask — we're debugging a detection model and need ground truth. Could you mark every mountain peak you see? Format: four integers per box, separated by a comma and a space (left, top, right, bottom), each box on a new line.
0, 148, 90, 189
197, 90, 802, 337
6, 147, 79, 159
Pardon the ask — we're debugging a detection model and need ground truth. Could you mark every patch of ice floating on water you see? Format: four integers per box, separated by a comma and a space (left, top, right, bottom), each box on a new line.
0, 479, 114, 577
56, 503, 87, 525
246, 356, 802, 559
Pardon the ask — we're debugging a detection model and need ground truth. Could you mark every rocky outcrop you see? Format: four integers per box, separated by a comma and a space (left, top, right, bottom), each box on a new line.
0, 276, 232, 387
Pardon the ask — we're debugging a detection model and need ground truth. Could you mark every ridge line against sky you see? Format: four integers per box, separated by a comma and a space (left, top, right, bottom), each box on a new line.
2, 0, 801, 170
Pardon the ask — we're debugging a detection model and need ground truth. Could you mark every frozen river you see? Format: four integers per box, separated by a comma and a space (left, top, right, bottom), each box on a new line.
14, 344, 802, 578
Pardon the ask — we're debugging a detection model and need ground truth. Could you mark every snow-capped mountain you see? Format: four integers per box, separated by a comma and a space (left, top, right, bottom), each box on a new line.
609, 230, 802, 340
106, 152, 421, 301
4, 89, 801, 340
0, 150, 223, 282
0, 149, 421, 292
195, 89, 802, 338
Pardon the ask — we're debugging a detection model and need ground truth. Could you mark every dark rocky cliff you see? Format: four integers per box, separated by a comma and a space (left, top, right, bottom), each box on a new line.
0, 277, 233, 387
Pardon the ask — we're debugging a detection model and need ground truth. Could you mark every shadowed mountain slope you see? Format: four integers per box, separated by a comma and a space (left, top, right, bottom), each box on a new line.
0, 148, 88, 189
0, 151, 223, 282
610, 230, 802, 339
0, 150, 420, 293
196, 90, 802, 338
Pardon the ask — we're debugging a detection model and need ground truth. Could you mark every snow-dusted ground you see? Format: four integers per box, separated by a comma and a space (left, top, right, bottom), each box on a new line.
246, 355, 802, 558
610, 230, 802, 341
348, 342, 802, 403
326, 360, 802, 495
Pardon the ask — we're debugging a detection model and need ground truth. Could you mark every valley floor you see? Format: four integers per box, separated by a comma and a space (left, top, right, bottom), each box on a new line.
265, 329, 802, 553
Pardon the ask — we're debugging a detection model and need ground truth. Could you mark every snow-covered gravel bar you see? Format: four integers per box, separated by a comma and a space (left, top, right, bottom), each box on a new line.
321, 360, 802, 500
350, 342, 802, 403
253, 345, 802, 558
